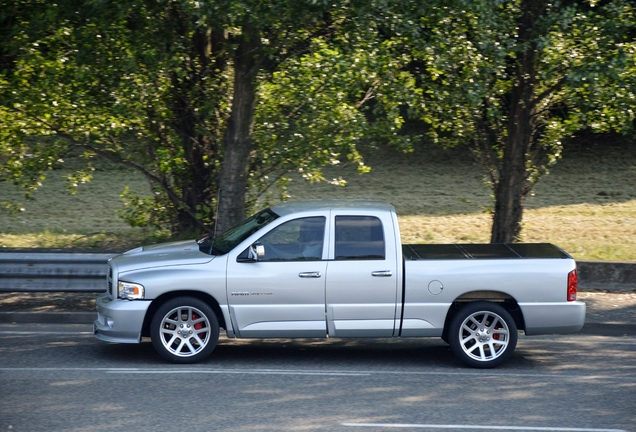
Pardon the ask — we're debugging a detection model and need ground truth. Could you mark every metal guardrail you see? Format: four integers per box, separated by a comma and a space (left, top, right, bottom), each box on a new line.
0, 250, 634, 293
0, 251, 116, 293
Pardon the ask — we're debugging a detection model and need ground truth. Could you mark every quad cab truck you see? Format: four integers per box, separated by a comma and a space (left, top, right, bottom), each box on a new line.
94, 200, 585, 368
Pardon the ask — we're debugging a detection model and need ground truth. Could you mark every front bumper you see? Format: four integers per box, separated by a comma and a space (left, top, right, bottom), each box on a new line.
520, 301, 586, 335
93, 292, 151, 343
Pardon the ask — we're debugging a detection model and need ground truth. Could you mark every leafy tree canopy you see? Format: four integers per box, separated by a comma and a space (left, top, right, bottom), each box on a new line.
0, 0, 412, 233
1, 0, 634, 242
394, 0, 636, 241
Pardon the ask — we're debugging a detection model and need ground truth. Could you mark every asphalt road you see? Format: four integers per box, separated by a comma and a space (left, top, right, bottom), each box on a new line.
1, 324, 634, 432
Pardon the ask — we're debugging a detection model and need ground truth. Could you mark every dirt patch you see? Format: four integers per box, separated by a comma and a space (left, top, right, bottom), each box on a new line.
580, 291, 636, 324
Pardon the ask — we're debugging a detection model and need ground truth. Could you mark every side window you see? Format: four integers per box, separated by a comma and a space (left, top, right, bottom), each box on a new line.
335, 216, 385, 260
257, 217, 325, 261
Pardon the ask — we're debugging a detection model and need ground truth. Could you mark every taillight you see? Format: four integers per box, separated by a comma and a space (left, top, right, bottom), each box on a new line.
567, 269, 578, 302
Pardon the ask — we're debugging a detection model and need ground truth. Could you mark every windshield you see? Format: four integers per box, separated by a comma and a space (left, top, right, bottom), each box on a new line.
198, 208, 279, 255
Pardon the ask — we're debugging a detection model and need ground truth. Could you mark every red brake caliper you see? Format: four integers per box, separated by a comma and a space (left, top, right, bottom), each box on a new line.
493, 324, 501, 340
192, 313, 205, 337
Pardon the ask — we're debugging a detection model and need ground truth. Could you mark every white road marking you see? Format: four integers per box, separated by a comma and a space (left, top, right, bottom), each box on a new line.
0, 367, 368, 376
341, 423, 626, 432
104, 369, 636, 381
0, 331, 93, 335
108, 369, 369, 376
520, 339, 636, 346
0, 367, 634, 381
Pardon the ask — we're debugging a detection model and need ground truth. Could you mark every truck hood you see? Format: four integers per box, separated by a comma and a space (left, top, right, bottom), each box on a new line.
111, 239, 215, 274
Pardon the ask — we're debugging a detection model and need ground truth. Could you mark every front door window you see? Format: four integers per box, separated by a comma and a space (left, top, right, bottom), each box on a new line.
259, 217, 326, 261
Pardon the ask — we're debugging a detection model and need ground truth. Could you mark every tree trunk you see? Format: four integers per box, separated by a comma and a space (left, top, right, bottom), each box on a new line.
216, 21, 262, 233
170, 84, 215, 232
490, 0, 546, 243
491, 66, 534, 242
490, 132, 529, 243
169, 24, 219, 233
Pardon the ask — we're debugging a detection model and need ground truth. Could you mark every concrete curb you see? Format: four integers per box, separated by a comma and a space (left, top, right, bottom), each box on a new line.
577, 323, 636, 337
0, 312, 96, 325
577, 261, 636, 291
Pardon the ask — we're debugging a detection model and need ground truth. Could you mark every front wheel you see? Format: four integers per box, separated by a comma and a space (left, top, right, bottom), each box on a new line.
150, 297, 219, 364
448, 302, 518, 368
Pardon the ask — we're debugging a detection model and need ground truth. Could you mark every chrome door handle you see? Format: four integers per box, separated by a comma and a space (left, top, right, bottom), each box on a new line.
299, 271, 322, 278
372, 270, 393, 277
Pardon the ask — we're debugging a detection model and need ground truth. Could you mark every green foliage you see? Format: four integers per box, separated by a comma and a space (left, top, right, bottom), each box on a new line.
397, 0, 636, 186
358, 0, 636, 241
117, 186, 172, 230
2, 0, 634, 240
1, 0, 417, 233
252, 34, 414, 203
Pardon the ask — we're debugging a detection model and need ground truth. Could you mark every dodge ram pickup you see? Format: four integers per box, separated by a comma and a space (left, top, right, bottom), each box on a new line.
94, 200, 585, 368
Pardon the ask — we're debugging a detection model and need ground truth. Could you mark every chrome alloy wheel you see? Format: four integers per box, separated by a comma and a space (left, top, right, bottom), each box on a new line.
158, 305, 211, 358
457, 310, 510, 362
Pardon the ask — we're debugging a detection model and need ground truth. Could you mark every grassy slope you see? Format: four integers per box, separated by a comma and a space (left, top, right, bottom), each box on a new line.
1, 141, 635, 261
0, 161, 155, 250
278, 139, 636, 262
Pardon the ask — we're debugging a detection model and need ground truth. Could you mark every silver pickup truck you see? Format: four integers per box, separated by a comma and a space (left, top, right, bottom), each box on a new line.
94, 200, 585, 368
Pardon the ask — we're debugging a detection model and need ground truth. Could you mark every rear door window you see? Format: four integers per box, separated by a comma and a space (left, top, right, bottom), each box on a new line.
334, 216, 385, 260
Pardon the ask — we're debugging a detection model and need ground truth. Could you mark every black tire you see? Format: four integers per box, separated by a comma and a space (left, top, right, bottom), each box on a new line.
150, 296, 219, 364
448, 301, 518, 368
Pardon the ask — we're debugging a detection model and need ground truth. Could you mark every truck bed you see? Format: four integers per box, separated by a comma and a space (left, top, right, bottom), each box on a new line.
402, 243, 571, 260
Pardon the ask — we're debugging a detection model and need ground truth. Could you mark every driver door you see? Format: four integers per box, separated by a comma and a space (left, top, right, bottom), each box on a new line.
226, 215, 329, 338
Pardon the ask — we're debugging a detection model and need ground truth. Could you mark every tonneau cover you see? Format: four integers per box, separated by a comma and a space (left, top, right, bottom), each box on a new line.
403, 243, 570, 260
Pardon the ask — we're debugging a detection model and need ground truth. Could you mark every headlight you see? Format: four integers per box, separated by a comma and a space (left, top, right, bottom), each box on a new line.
118, 281, 145, 300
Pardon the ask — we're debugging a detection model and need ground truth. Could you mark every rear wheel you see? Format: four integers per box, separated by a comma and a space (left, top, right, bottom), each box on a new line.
448, 301, 517, 368
150, 297, 219, 364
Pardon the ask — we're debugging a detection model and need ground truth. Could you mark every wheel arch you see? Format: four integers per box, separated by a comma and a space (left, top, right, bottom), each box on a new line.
141, 290, 227, 338
441, 290, 525, 341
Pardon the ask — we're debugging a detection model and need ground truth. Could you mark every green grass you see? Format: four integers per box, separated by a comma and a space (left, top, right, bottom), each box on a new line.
1, 141, 635, 261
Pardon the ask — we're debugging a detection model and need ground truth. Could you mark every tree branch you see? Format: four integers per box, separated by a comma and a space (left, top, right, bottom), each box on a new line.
8, 105, 213, 233
91, 140, 214, 234
355, 80, 381, 109
531, 76, 567, 111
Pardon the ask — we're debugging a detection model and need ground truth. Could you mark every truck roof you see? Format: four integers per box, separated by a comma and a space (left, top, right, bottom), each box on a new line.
270, 200, 395, 216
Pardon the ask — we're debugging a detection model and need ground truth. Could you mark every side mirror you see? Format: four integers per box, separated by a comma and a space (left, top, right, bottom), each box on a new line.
237, 242, 265, 263
248, 242, 265, 261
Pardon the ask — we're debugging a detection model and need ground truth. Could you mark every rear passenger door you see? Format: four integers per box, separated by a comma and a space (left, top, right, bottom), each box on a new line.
325, 211, 399, 337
